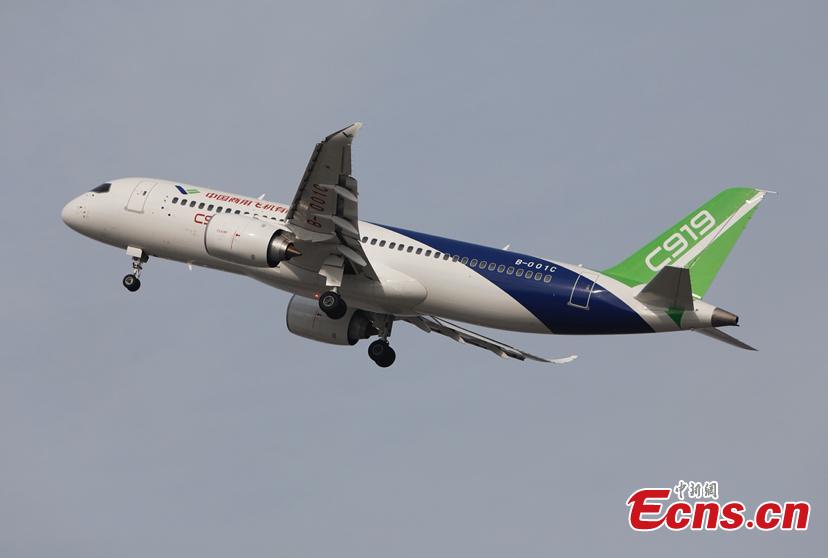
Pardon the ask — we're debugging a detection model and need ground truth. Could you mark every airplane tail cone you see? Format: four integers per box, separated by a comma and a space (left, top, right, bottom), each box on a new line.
711, 307, 739, 327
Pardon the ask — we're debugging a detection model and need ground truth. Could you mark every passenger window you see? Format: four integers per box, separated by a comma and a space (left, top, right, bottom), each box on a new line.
497, 264, 505, 273
198, 202, 205, 209
487, 262, 496, 271
543, 275, 552, 283
226, 207, 232, 213
407, 246, 414, 253
479, 260, 487, 269
398, 244, 404, 251
460, 257, 469, 264
389, 242, 396, 249
235, 210, 241, 214
516, 268, 525, 277
172, 197, 179, 204
416, 248, 423, 255
362, 236, 368, 243
470, 258, 478, 267
216, 206, 222, 212
452, 255, 459, 262
371, 238, 377, 245
425, 250, 432, 257
535, 272, 543, 280
190, 201, 196, 207
435, 252, 441, 259
208, 205, 214, 211
181, 199, 187, 206
443, 254, 450, 260
379, 240, 386, 247
506, 266, 515, 275
244, 211, 250, 215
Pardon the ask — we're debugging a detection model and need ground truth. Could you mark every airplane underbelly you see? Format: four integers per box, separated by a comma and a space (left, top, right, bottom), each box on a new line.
414, 270, 549, 332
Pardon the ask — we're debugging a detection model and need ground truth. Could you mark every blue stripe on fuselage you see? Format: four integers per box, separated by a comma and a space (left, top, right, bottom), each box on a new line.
378, 224, 652, 335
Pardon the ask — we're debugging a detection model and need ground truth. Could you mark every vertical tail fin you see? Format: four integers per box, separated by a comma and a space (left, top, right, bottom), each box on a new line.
602, 188, 767, 298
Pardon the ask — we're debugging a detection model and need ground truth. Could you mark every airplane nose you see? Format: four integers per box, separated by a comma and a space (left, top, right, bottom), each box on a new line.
61, 198, 85, 231
61, 201, 76, 226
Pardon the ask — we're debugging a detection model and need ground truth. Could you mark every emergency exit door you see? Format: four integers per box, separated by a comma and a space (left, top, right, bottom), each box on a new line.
125, 180, 157, 213
568, 272, 597, 309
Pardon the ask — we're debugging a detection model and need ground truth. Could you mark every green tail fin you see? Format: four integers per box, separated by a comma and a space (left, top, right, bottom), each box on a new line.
602, 188, 767, 298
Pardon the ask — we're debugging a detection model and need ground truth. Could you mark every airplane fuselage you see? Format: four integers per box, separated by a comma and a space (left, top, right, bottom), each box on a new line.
62, 178, 723, 337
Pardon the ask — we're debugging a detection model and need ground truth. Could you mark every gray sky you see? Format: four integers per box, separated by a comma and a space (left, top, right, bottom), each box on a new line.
1, 1, 826, 556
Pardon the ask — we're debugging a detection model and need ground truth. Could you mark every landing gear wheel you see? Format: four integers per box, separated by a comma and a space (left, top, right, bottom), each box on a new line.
319, 290, 347, 319
368, 339, 396, 368
122, 274, 141, 292
123, 249, 147, 292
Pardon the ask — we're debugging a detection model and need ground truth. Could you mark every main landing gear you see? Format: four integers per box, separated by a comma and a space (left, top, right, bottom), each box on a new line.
367, 314, 395, 368
368, 339, 396, 368
318, 290, 347, 319
317, 290, 397, 367
123, 248, 148, 293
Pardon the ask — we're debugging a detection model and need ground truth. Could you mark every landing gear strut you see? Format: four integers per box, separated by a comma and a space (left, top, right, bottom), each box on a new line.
318, 290, 347, 319
123, 248, 148, 293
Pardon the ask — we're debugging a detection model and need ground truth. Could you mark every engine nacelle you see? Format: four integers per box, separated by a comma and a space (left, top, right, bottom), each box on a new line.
286, 295, 377, 346
204, 213, 300, 267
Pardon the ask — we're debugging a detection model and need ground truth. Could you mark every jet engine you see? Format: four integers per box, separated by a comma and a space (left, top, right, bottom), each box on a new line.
204, 213, 300, 267
286, 295, 377, 346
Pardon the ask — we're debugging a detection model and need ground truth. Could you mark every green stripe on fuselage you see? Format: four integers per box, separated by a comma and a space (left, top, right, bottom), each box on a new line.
666, 308, 684, 327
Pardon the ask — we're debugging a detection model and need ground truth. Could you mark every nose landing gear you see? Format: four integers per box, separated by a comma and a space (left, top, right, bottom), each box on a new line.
123, 247, 148, 293
122, 273, 141, 292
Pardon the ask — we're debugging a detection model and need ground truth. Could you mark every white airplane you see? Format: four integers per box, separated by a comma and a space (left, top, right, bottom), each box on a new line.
62, 123, 768, 367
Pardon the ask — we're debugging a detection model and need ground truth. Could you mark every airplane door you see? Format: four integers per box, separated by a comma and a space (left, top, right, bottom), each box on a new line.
568, 271, 597, 309
125, 180, 157, 213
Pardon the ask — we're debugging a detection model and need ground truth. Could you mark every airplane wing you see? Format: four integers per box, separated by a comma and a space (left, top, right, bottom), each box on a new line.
405, 315, 578, 364
286, 123, 377, 285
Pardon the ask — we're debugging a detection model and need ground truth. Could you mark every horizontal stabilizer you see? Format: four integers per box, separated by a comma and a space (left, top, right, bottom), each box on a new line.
635, 265, 694, 310
694, 327, 757, 351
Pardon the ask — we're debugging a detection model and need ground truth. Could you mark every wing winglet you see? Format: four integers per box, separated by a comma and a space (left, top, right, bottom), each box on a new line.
330, 122, 363, 140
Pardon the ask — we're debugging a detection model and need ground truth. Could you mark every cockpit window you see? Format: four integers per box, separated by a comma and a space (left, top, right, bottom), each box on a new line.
90, 183, 111, 193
